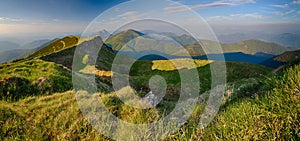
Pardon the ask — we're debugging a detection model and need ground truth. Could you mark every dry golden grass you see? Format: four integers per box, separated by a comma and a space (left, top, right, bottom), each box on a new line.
79, 65, 113, 77
152, 59, 212, 71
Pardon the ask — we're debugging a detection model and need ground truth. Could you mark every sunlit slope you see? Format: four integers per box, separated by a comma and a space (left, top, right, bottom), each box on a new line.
28, 36, 80, 59
0, 59, 72, 101
1, 63, 298, 140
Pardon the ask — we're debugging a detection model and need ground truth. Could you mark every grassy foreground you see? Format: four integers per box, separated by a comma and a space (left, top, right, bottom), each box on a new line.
0, 59, 72, 101
1, 64, 299, 140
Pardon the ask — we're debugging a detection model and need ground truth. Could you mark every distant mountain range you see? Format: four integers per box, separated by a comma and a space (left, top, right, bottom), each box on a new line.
218, 33, 300, 49
0, 39, 54, 63
0, 41, 21, 52
0, 39, 50, 52
105, 29, 287, 56
0, 28, 296, 69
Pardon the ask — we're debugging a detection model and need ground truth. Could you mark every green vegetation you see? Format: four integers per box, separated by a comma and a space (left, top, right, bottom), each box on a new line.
0, 91, 109, 140
28, 36, 79, 59
1, 63, 299, 140
274, 49, 300, 62
0, 59, 72, 101
128, 60, 270, 100
105, 29, 287, 56
0, 32, 297, 140
106, 29, 144, 50
202, 64, 300, 140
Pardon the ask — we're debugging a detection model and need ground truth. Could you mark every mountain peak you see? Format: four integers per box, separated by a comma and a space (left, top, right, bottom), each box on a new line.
105, 29, 145, 50
123, 29, 144, 36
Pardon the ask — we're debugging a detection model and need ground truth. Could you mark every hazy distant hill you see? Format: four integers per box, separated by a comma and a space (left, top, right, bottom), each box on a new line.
21, 39, 51, 49
97, 29, 111, 40
0, 41, 21, 52
171, 34, 197, 45
0, 39, 54, 63
218, 32, 300, 49
106, 29, 287, 56
141, 30, 178, 37
218, 33, 251, 44
221, 40, 287, 55
269, 33, 300, 49
186, 39, 287, 56
0, 49, 31, 63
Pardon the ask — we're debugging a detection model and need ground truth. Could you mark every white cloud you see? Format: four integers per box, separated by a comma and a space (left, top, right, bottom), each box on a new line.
118, 11, 149, 20
293, 0, 300, 4
164, 0, 255, 14
233, 13, 266, 19
0, 17, 22, 22
207, 13, 266, 22
271, 4, 289, 8
273, 10, 295, 16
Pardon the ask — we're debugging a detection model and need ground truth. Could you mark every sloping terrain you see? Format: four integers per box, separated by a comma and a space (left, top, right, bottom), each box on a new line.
41, 36, 116, 71
273, 49, 300, 62
0, 61, 299, 140
0, 32, 297, 140
28, 36, 79, 59
260, 49, 300, 68
106, 29, 144, 50
106, 29, 287, 57
0, 59, 72, 101
0, 39, 54, 63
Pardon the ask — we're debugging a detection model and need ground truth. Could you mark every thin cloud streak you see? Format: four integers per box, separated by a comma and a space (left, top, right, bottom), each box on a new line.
271, 4, 289, 9
164, 0, 255, 14
117, 11, 150, 20
273, 10, 296, 16
207, 13, 267, 22
0, 17, 22, 22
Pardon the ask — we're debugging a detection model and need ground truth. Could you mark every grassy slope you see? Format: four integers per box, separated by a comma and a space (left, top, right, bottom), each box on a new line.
28, 36, 79, 59
105, 29, 144, 50
41, 37, 115, 71
273, 49, 300, 62
202, 64, 300, 140
0, 59, 72, 101
130, 60, 271, 97
1, 64, 299, 140
0, 91, 109, 140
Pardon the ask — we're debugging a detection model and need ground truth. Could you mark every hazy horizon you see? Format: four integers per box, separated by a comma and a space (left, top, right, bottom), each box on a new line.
1, 0, 300, 45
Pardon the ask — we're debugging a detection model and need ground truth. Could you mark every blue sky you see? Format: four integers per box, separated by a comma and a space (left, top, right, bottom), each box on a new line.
0, 0, 300, 40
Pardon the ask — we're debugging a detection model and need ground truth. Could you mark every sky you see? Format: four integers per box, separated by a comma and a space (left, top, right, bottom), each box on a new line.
0, 0, 300, 42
